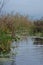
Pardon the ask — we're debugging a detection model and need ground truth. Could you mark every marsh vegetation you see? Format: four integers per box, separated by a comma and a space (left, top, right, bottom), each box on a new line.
0, 13, 43, 56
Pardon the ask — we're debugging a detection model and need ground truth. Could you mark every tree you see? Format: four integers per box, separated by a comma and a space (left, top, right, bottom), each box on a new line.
0, 0, 9, 15
0, 0, 4, 14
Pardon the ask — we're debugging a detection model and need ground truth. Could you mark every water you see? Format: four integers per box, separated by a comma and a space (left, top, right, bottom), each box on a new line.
0, 37, 43, 65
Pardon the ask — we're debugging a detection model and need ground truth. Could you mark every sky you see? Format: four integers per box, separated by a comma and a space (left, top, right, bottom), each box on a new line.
3, 0, 43, 19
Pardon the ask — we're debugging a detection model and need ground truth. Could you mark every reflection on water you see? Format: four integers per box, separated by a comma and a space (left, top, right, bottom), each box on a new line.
0, 52, 16, 65
0, 61, 16, 65
0, 37, 43, 65
33, 38, 43, 45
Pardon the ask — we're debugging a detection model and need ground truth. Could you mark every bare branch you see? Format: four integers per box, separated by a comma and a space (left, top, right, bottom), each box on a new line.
0, 0, 4, 14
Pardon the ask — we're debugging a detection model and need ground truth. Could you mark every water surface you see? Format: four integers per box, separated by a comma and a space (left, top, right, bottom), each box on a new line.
0, 37, 43, 65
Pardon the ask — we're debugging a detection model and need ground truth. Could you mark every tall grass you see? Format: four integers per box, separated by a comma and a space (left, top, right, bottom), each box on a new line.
0, 14, 43, 55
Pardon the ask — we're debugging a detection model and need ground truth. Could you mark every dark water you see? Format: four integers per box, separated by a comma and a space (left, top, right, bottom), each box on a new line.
0, 37, 43, 65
